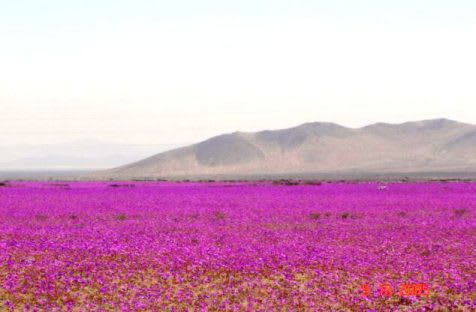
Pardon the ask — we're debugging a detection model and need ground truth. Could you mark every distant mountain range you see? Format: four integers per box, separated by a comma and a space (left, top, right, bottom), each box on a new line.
91, 119, 476, 180
0, 140, 183, 170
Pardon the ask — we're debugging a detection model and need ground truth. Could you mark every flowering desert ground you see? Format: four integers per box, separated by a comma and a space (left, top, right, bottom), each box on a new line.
0, 181, 474, 311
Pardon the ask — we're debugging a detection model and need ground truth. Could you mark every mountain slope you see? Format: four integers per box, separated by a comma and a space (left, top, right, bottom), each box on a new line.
91, 119, 476, 179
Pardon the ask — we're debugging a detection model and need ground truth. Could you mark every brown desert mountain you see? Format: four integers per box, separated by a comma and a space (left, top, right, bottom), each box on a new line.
91, 119, 476, 179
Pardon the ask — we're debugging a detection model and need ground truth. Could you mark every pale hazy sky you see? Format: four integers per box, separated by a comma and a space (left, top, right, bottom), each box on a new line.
1, 1, 476, 145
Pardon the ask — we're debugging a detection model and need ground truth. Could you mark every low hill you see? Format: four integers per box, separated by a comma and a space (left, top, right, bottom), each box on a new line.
90, 119, 476, 180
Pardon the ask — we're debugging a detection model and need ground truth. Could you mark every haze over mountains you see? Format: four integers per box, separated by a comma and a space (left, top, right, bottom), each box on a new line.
0, 140, 183, 170
92, 119, 476, 179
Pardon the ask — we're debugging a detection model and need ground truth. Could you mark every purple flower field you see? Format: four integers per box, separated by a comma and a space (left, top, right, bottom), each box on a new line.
0, 181, 474, 311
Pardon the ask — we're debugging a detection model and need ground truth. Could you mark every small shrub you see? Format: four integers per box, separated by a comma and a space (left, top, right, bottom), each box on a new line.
273, 180, 299, 186
324, 212, 332, 217
69, 214, 79, 220
115, 213, 127, 221
397, 211, 407, 217
304, 181, 322, 186
0, 182, 9, 187
396, 297, 414, 305
214, 211, 226, 220
341, 212, 351, 219
421, 249, 431, 257
454, 208, 468, 217
309, 213, 321, 220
